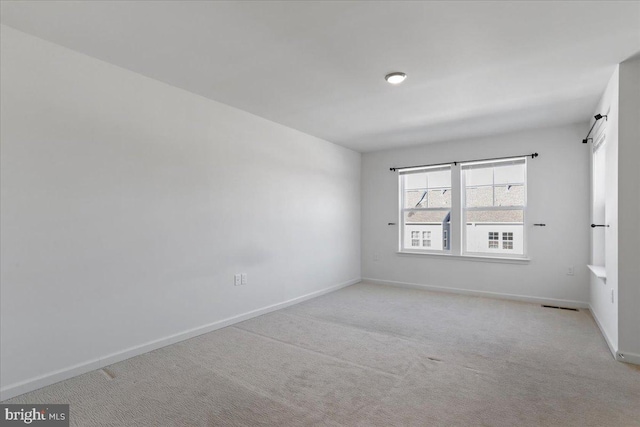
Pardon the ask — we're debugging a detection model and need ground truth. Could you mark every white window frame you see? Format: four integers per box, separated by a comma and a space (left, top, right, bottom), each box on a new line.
397, 156, 529, 261
461, 157, 528, 259
399, 165, 452, 253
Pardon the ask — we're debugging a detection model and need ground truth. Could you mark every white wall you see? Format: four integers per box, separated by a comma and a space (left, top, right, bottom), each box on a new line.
589, 68, 619, 354
617, 55, 640, 362
362, 124, 590, 305
0, 26, 361, 399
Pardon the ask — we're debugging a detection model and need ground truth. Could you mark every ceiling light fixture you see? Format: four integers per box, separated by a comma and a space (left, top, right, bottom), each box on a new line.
385, 72, 407, 85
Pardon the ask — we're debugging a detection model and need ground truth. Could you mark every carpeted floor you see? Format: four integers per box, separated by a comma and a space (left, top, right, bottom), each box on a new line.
5, 282, 640, 426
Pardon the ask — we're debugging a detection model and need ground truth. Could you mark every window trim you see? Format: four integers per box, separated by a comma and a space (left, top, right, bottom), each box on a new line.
395, 250, 531, 264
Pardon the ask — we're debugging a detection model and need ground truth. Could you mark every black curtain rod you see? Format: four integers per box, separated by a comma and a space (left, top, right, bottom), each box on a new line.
389, 153, 538, 172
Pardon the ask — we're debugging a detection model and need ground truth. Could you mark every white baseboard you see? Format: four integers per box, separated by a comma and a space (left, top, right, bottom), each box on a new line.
588, 304, 618, 360
0, 278, 361, 401
362, 278, 589, 309
588, 307, 640, 366
616, 351, 640, 365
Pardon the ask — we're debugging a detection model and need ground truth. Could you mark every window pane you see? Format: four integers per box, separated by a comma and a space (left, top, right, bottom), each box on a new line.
405, 189, 451, 208
464, 161, 525, 209
404, 190, 427, 208
428, 170, 451, 188
405, 210, 450, 223
593, 145, 606, 266
494, 163, 525, 185
403, 169, 451, 208
466, 209, 523, 223
403, 210, 450, 251
427, 189, 451, 208
494, 184, 525, 206
465, 168, 493, 186
465, 186, 493, 208
405, 173, 427, 190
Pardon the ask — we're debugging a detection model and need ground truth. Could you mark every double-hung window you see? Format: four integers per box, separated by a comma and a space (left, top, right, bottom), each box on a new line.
398, 156, 528, 259
400, 166, 451, 252
462, 158, 526, 256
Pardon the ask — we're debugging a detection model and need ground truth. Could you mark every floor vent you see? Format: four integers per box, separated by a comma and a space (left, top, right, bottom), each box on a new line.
541, 305, 579, 312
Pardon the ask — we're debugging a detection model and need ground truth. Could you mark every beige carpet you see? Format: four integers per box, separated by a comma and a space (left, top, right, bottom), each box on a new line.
5, 282, 640, 426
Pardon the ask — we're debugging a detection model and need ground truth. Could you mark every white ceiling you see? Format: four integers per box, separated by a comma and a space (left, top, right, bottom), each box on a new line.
1, 1, 639, 152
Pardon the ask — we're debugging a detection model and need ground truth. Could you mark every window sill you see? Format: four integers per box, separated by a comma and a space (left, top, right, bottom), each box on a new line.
396, 251, 531, 264
587, 265, 606, 282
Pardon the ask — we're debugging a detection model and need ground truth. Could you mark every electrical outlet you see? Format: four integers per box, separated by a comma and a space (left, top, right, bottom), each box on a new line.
566, 266, 574, 276
241, 273, 247, 285
234, 274, 241, 286
373, 251, 380, 262
611, 289, 615, 304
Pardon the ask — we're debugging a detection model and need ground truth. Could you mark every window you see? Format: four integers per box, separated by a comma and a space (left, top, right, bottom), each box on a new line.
502, 232, 514, 249
592, 127, 607, 267
462, 158, 526, 256
397, 156, 528, 259
400, 166, 451, 252
411, 231, 420, 247
423, 231, 431, 247
488, 232, 499, 248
